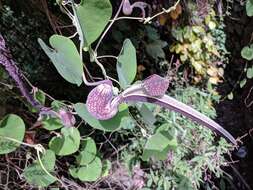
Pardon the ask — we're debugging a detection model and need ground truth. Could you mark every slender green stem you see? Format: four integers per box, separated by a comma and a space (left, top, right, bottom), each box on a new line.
97, 55, 118, 60
94, 0, 125, 53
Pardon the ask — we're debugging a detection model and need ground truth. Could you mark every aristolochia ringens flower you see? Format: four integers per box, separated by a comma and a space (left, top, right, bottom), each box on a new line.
86, 80, 122, 120
85, 74, 237, 145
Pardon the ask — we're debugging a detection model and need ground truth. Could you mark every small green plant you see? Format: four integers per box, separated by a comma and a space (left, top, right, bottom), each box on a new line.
121, 86, 231, 189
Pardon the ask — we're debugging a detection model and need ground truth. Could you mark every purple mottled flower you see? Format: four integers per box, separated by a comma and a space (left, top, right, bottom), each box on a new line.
142, 74, 169, 97
59, 109, 76, 127
86, 82, 121, 120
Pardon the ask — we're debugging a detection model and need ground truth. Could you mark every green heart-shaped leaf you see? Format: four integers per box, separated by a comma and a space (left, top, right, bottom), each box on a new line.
246, 0, 253, 17
228, 92, 234, 100
136, 103, 156, 126
240, 78, 247, 88
42, 117, 63, 131
69, 166, 79, 179
142, 128, 177, 161
23, 150, 56, 187
38, 35, 83, 86
75, 0, 112, 47
247, 67, 253, 79
76, 137, 97, 165
49, 127, 80, 155
117, 39, 137, 89
241, 45, 253, 61
74, 103, 131, 132
0, 114, 25, 154
77, 156, 102, 181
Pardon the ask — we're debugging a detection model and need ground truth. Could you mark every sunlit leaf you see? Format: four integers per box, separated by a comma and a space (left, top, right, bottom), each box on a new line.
228, 92, 233, 100
246, 67, 253, 79
76, 137, 97, 166
23, 150, 56, 187
208, 21, 216, 30
74, 103, 131, 132
142, 129, 177, 161
75, 0, 112, 47
42, 117, 63, 131
241, 45, 253, 61
240, 79, 247, 88
38, 35, 83, 86
69, 166, 79, 179
117, 39, 137, 89
49, 127, 80, 155
0, 114, 25, 154
77, 156, 102, 181
246, 0, 253, 17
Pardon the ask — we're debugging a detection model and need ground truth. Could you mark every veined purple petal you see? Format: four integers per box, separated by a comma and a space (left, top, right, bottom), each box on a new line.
86, 83, 119, 120
142, 74, 169, 97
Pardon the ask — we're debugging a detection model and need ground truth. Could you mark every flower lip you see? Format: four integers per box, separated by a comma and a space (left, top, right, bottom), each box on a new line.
86, 82, 119, 120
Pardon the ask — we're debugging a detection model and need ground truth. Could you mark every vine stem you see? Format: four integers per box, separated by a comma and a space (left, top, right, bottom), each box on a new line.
1, 135, 63, 185
111, 0, 181, 23
0, 136, 40, 149
94, 0, 125, 53
69, 0, 181, 86
143, 0, 181, 24
97, 55, 118, 60
93, 0, 181, 66
113, 16, 144, 21
36, 149, 62, 184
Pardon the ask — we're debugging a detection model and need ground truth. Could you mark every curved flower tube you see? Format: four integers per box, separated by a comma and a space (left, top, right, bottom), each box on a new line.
123, 91, 237, 145
86, 74, 237, 145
